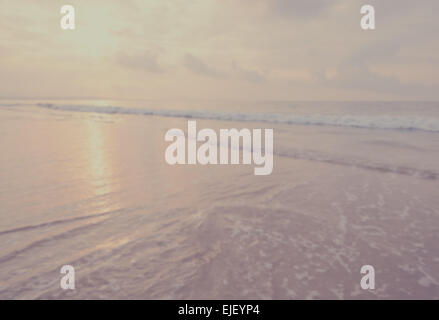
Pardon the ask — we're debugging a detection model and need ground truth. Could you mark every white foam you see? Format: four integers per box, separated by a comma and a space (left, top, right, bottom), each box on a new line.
26, 103, 439, 133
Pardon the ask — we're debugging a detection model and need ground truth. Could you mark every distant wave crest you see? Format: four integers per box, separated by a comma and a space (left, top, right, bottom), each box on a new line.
26, 103, 439, 132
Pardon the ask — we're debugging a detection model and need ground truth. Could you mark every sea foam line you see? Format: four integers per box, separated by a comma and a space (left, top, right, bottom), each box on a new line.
21, 103, 439, 133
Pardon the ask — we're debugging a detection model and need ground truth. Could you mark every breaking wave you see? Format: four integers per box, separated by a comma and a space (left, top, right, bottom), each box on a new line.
11, 103, 439, 132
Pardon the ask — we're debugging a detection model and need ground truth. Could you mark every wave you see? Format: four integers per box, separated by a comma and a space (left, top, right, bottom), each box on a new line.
0, 210, 115, 236
275, 148, 439, 180
14, 103, 439, 133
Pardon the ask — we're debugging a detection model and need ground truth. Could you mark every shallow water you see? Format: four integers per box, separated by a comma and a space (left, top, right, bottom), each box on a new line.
0, 100, 438, 299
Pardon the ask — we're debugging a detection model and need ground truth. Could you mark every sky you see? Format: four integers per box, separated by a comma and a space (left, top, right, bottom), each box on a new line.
1, 0, 438, 100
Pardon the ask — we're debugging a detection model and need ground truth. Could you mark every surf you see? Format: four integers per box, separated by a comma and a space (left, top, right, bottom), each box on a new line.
3, 102, 439, 133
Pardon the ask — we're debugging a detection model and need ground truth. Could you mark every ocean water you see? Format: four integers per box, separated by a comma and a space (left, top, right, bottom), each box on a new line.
0, 100, 438, 299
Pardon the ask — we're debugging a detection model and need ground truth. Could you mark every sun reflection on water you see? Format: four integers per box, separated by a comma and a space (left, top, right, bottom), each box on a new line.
84, 119, 114, 198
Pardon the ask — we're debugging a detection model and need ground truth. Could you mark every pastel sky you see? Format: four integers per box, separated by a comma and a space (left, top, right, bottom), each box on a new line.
1, 0, 438, 100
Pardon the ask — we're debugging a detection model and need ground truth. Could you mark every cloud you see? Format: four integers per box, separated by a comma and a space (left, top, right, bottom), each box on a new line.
231, 63, 266, 83
116, 51, 163, 73
183, 54, 223, 78
234, 0, 337, 19
266, 0, 335, 18
182, 55, 266, 83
